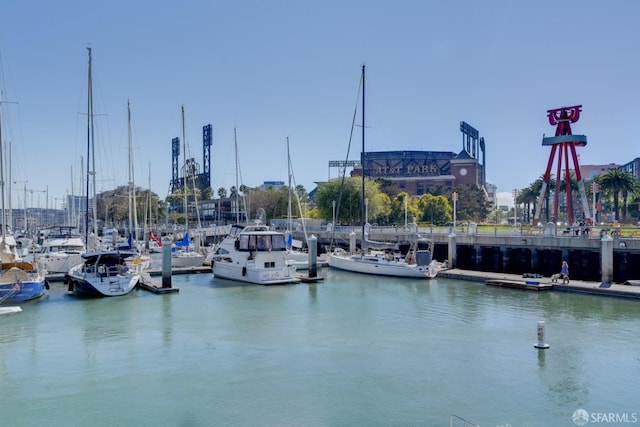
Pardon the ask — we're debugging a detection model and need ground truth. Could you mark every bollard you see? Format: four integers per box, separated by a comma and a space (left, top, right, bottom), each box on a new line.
534, 321, 550, 349
308, 235, 318, 279
162, 239, 172, 288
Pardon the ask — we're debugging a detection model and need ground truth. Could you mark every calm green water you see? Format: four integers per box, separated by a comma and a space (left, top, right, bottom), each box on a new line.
1, 266, 639, 427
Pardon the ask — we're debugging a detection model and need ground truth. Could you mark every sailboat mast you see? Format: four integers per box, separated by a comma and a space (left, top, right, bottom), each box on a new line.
361, 64, 366, 240
181, 105, 188, 234
234, 127, 239, 223
287, 136, 292, 235
128, 100, 134, 243
0, 93, 6, 245
85, 47, 92, 245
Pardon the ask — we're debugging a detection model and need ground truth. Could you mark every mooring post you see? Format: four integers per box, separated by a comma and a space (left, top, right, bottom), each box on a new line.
448, 232, 457, 268
308, 235, 318, 278
162, 238, 172, 288
601, 233, 613, 284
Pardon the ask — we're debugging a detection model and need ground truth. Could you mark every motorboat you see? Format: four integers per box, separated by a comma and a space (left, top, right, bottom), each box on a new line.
34, 226, 86, 274
64, 251, 141, 297
211, 223, 299, 285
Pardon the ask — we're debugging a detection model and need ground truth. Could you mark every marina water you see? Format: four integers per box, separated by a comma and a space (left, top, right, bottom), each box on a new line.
2, 264, 640, 426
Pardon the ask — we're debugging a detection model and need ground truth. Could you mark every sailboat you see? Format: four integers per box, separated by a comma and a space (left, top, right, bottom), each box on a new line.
327, 65, 437, 279
119, 100, 150, 271
283, 137, 328, 268
0, 70, 47, 304
64, 48, 141, 297
171, 105, 205, 268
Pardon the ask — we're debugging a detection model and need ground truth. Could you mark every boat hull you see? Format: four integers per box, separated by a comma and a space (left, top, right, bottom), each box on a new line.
328, 253, 437, 279
0, 279, 48, 302
212, 261, 299, 285
171, 253, 205, 268
66, 273, 139, 297
64, 251, 141, 297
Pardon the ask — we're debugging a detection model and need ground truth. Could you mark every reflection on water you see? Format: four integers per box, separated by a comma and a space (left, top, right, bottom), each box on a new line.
1, 269, 640, 426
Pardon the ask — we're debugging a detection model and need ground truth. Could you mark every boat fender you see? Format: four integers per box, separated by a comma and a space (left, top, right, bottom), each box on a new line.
242, 266, 247, 276
67, 280, 74, 292
44, 280, 50, 290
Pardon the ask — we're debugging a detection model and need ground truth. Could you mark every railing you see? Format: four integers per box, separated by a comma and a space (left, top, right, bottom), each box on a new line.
450, 414, 479, 427
0, 285, 19, 304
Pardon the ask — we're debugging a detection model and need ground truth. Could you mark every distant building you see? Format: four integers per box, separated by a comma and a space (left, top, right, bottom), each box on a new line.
259, 181, 285, 190
619, 157, 640, 183
580, 163, 620, 180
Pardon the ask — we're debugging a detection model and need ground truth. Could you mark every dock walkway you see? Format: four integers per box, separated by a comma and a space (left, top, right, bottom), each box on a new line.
438, 268, 640, 299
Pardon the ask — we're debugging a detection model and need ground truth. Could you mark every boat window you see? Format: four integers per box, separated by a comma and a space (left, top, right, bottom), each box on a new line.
272, 235, 286, 251
238, 235, 255, 251
257, 235, 271, 251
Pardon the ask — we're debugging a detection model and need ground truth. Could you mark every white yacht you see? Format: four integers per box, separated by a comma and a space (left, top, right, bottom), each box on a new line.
211, 223, 299, 285
35, 226, 86, 274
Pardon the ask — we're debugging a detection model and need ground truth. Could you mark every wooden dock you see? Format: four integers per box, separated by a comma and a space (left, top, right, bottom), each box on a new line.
137, 273, 179, 294
485, 279, 553, 291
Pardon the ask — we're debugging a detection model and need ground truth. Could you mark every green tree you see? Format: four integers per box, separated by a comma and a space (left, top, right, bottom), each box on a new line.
453, 184, 491, 223
314, 177, 386, 225
417, 193, 451, 226
599, 169, 637, 223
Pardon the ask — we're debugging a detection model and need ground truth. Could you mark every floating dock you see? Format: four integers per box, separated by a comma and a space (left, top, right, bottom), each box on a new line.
137, 273, 179, 294
485, 279, 553, 291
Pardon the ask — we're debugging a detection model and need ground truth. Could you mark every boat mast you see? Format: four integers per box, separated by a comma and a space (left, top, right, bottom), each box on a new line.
361, 64, 366, 240
234, 127, 239, 222
181, 105, 189, 243
127, 99, 138, 245
85, 47, 97, 246
287, 136, 292, 236
0, 92, 6, 252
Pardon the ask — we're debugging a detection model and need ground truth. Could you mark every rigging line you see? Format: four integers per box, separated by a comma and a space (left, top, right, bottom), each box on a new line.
330, 71, 363, 250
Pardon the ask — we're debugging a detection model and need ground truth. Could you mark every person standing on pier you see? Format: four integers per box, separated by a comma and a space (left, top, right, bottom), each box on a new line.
561, 261, 570, 284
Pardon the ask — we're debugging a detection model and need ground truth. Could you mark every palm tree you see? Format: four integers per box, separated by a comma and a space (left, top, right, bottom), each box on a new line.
517, 185, 538, 224
599, 169, 637, 223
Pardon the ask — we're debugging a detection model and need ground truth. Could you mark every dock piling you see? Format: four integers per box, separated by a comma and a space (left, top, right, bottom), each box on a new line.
308, 235, 318, 278
162, 239, 172, 288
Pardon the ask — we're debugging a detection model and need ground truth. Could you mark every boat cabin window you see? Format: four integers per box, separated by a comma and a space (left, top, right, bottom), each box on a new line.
238, 234, 287, 252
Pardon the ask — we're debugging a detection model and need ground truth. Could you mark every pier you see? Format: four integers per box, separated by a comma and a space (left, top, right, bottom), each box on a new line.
439, 268, 640, 299
293, 224, 640, 283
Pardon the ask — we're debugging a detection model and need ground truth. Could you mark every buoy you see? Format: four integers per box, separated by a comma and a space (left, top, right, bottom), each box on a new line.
534, 320, 550, 349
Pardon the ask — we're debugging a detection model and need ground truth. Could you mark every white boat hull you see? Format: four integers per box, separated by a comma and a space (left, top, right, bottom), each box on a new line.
171, 252, 205, 268
0, 306, 22, 315
328, 252, 437, 279
212, 260, 298, 285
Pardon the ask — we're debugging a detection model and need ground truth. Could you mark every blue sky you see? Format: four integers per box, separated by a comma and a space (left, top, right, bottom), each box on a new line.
1, 1, 638, 211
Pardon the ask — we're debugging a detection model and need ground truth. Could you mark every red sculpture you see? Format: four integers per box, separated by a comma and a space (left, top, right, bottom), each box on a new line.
533, 105, 590, 226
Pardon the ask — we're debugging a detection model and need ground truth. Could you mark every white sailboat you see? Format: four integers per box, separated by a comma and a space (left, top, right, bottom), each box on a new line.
327, 65, 437, 279
64, 48, 140, 297
171, 105, 205, 268
283, 137, 328, 268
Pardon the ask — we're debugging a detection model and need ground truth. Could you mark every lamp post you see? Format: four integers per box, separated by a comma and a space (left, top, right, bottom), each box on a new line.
512, 189, 520, 231
365, 197, 369, 224
591, 182, 599, 223
452, 191, 458, 233
332, 200, 336, 228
